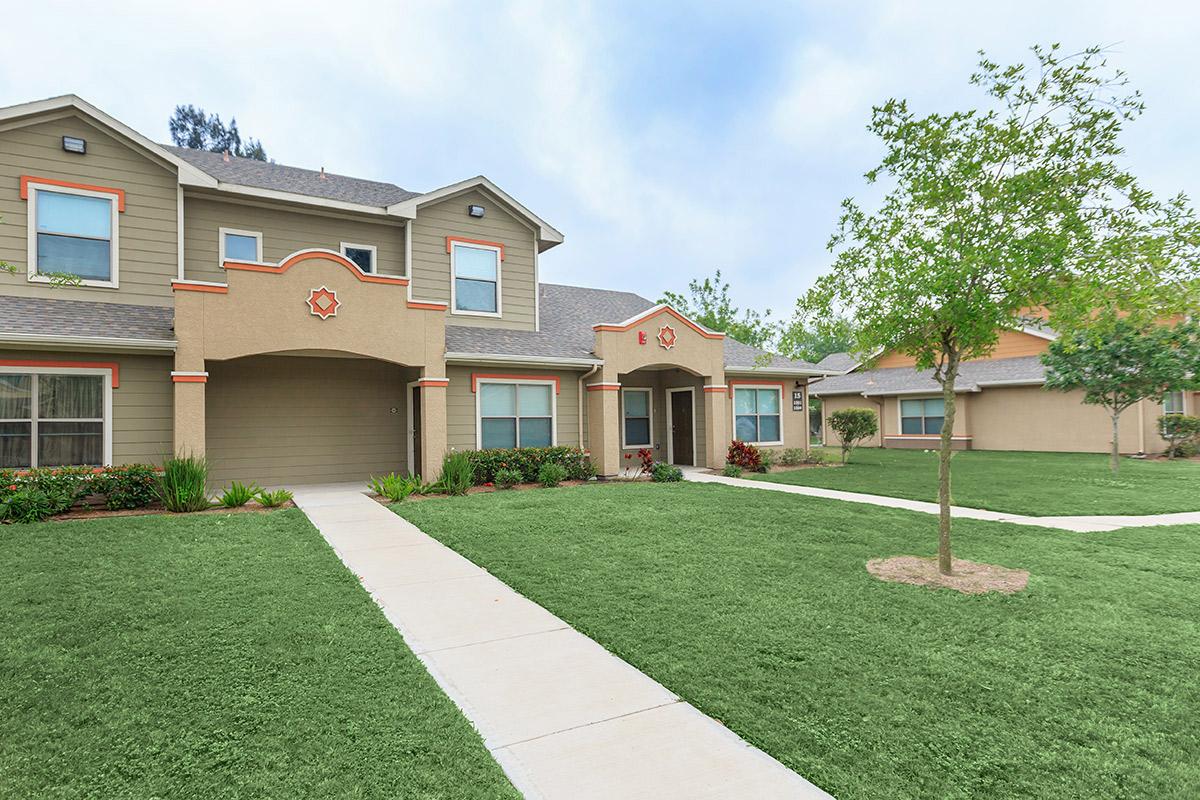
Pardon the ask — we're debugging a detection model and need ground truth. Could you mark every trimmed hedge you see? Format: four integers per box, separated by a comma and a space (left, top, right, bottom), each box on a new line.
1, 464, 161, 523
465, 446, 594, 485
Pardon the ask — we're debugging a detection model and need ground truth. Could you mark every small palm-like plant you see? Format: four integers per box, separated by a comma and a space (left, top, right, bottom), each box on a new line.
255, 488, 293, 508
218, 481, 260, 508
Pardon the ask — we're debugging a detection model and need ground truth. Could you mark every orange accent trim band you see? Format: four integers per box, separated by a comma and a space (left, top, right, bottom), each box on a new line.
416, 379, 449, 388
407, 300, 449, 310
727, 379, 787, 398
471, 373, 561, 394
586, 384, 621, 392
703, 386, 727, 393
223, 251, 410, 285
20, 175, 126, 211
592, 306, 724, 340
172, 281, 228, 294
446, 236, 505, 261
0, 359, 119, 388
172, 375, 207, 383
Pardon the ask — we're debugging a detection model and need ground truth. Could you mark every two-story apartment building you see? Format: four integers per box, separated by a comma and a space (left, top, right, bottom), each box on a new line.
811, 328, 1195, 454
0, 95, 821, 485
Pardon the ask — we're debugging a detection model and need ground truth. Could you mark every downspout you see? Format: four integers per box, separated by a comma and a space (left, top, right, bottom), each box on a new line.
1137, 398, 1146, 454
579, 364, 600, 449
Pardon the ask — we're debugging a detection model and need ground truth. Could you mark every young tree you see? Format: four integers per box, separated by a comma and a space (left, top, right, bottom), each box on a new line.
659, 270, 775, 348
828, 408, 878, 464
1043, 317, 1200, 471
169, 105, 268, 161
1160, 415, 1200, 459
799, 45, 1200, 575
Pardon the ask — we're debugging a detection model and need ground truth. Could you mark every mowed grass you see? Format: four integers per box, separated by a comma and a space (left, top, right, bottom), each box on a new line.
395, 483, 1200, 799
747, 447, 1200, 515
0, 510, 517, 800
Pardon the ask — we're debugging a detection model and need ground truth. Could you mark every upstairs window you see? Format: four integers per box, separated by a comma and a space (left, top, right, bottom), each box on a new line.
734, 386, 782, 445
220, 228, 262, 263
478, 381, 554, 449
31, 186, 117, 285
901, 397, 945, 434
341, 242, 377, 273
451, 240, 501, 315
0, 370, 107, 468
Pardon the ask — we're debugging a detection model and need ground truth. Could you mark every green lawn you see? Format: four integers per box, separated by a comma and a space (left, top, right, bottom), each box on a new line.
0, 510, 517, 800
748, 447, 1200, 516
395, 483, 1200, 799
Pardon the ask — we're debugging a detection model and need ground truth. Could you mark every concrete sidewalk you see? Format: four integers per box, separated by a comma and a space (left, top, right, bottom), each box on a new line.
293, 484, 829, 800
684, 469, 1200, 532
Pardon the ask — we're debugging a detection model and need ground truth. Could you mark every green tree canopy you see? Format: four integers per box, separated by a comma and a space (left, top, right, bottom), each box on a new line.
169, 105, 268, 161
1043, 317, 1200, 471
658, 270, 775, 348
799, 44, 1200, 574
778, 315, 856, 363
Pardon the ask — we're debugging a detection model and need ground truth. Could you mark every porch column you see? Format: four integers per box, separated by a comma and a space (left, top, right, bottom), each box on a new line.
171, 365, 208, 458
586, 370, 621, 477
417, 372, 449, 479
703, 378, 728, 469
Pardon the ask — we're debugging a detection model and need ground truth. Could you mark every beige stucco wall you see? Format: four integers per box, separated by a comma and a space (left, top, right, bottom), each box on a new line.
444, 365, 584, 452
0, 347, 173, 465
618, 369, 709, 466
205, 355, 410, 486
182, 195, 406, 283
410, 189, 538, 330
0, 114, 178, 305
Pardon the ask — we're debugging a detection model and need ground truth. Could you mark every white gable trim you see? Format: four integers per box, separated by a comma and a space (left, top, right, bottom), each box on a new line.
389, 176, 564, 248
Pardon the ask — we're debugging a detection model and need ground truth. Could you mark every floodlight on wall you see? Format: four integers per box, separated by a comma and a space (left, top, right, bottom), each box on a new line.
62, 136, 86, 154
467, 204, 485, 218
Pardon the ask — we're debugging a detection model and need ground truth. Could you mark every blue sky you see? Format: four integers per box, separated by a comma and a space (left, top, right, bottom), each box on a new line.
3, 1, 1197, 321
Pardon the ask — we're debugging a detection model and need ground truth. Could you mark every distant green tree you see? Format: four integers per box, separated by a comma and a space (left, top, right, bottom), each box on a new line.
778, 315, 855, 363
659, 270, 774, 348
1043, 317, 1200, 472
828, 408, 878, 464
169, 105, 268, 161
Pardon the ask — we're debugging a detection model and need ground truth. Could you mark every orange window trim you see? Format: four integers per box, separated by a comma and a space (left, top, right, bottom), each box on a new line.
20, 175, 127, 211
446, 236, 505, 261
0, 359, 120, 388
471, 373, 561, 394
592, 306, 724, 340
172, 281, 228, 294
172, 375, 207, 383
223, 251, 410, 286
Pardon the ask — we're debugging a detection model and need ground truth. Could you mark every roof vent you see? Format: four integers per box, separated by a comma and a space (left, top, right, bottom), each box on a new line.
319, 167, 327, 180
222, 150, 231, 163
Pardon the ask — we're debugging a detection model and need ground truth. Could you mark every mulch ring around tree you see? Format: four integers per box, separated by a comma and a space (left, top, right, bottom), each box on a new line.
866, 555, 1029, 595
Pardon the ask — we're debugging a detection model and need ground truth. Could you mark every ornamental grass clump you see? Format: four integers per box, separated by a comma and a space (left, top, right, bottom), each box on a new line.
158, 455, 211, 513
437, 452, 475, 496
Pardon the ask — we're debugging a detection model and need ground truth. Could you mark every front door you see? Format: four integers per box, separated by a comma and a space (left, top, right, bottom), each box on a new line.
410, 385, 422, 476
670, 390, 694, 466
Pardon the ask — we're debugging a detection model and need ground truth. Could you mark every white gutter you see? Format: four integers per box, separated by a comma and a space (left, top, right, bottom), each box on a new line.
862, 387, 981, 397
725, 367, 826, 377
443, 352, 603, 369
578, 363, 600, 447
0, 333, 177, 351
974, 378, 1046, 388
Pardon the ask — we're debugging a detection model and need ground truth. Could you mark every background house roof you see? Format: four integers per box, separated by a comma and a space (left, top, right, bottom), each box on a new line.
810, 355, 1047, 396
0, 297, 175, 343
815, 351, 859, 373
165, 146, 421, 207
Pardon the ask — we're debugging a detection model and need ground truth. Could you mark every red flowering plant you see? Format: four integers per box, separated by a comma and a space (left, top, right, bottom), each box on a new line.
726, 440, 762, 470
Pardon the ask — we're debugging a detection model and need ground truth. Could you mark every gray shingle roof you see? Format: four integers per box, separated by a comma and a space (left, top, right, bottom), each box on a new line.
165, 146, 421, 207
815, 351, 859, 373
810, 355, 1046, 396
0, 297, 174, 342
447, 283, 822, 372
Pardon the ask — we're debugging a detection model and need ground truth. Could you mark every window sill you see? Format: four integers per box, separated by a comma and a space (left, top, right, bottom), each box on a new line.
452, 308, 503, 318
28, 273, 117, 289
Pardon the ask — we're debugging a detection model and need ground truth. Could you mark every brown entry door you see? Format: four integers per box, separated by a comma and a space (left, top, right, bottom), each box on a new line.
670, 390, 694, 466
411, 385, 422, 476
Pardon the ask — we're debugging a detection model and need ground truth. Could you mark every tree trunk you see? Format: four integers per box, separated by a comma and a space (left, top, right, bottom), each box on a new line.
1110, 411, 1121, 474
937, 359, 960, 576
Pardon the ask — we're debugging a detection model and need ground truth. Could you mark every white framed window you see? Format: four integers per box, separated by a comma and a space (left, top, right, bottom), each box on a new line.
733, 385, 783, 445
0, 367, 112, 469
900, 397, 945, 434
219, 227, 263, 264
1163, 391, 1186, 415
341, 242, 377, 273
476, 379, 555, 449
451, 241, 502, 316
27, 183, 119, 288
621, 387, 653, 448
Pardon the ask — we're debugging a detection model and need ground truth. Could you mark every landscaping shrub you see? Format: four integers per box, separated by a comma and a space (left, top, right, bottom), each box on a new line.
828, 407, 879, 464
91, 464, 159, 510
779, 448, 807, 466
256, 488, 293, 508
537, 462, 568, 487
218, 481, 259, 508
369, 472, 421, 502
14, 467, 94, 515
757, 449, 775, 472
158, 455, 211, 513
494, 467, 523, 489
727, 440, 762, 470
438, 452, 475, 496
465, 446, 592, 484
651, 463, 683, 482
1, 487, 55, 524
722, 463, 744, 478
1160, 414, 1200, 459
